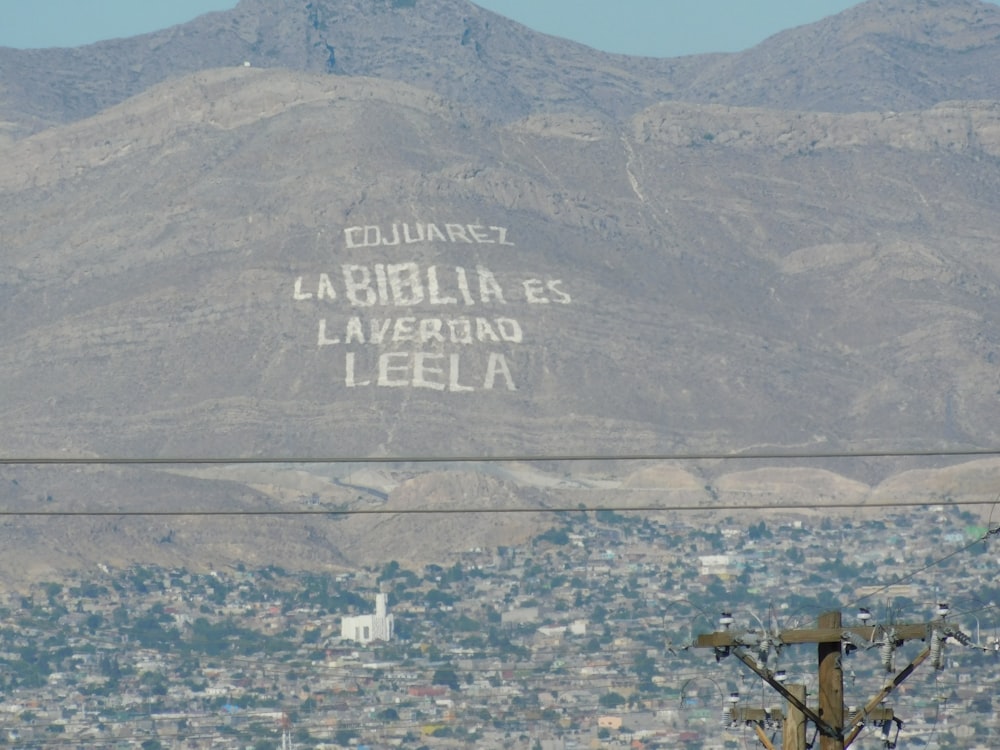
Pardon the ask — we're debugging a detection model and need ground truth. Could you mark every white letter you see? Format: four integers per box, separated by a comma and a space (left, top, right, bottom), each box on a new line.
387, 262, 424, 305
369, 319, 392, 345
374, 264, 389, 305
477, 266, 506, 304
491, 226, 515, 246
378, 353, 410, 387
523, 279, 548, 303
476, 318, 500, 343
317, 319, 340, 346
392, 317, 417, 343
467, 224, 493, 243
344, 226, 363, 248
445, 223, 472, 243
345, 352, 370, 387
403, 222, 425, 244
448, 353, 475, 392
547, 279, 571, 304
456, 266, 475, 305
381, 223, 400, 246
363, 225, 381, 247
413, 353, 446, 391
317, 273, 337, 300
484, 353, 516, 390
419, 318, 444, 343
427, 266, 457, 305
345, 317, 365, 344
496, 318, 523, 343
293, 277, 313, 301
447, 319, 473, 344
342, 265, 377, 306
425, 223, 447, 242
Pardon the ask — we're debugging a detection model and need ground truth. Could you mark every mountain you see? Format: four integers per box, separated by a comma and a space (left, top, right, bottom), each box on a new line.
4, 67, 1000, 458
686, 0, 1000, 111
2, 0, 1000, 577
0, 0, 694, 140
3, 0, 1000, 143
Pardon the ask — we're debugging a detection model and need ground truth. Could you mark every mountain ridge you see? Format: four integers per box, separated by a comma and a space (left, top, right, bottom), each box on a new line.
3, 0, 1000, 144
686, 0, 1000, 111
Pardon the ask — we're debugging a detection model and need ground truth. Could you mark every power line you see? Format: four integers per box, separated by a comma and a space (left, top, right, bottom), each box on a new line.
778, 528, 1000, 626
4, 446, 1000, 465
844, 523, 1000, 611
2, 498, 999, 517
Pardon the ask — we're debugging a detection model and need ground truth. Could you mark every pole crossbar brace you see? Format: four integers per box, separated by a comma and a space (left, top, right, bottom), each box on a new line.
730, 648, 840, 739
843, 647, 930, 747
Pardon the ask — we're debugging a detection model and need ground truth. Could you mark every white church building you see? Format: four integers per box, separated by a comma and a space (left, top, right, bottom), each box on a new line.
340, 593, 394, 644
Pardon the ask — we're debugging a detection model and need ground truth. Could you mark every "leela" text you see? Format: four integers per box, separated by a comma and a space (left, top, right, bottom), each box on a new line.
341, 351, 516, 391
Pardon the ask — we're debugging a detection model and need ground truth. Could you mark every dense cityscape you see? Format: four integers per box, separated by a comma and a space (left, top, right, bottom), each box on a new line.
1, 504, 997, 749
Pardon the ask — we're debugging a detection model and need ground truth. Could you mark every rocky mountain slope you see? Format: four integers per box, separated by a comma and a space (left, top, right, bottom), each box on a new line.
3, 68, 999, 458
685, 0, 1000, 111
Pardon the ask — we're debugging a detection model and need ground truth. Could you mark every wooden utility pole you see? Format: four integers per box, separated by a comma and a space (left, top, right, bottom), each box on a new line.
816, 611, 844, 750
783, 684, 806, 750
693, 610, 962, 750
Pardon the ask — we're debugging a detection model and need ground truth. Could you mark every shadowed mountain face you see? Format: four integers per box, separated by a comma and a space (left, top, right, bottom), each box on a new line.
1, 1, 1000, 574
2, 0, 1000, 141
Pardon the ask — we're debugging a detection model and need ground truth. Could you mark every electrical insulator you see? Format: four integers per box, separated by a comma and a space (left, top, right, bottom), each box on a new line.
930, 628, 946, 670
719, 612, 734, 629
858, 607, 872, 623
849, 706, 862, 728
723, 692, 739, 726
880, 639, 895, 672
936, 602, 950, 619
758, 634, 772, 668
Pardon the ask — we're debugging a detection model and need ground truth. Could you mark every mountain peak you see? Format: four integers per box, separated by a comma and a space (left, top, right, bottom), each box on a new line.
0, 0, 687, 139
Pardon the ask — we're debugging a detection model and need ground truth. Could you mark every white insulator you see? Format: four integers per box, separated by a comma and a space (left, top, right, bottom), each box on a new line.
758, 635, 771, 667
930, 629, 945, 670
880, 640, 895, 672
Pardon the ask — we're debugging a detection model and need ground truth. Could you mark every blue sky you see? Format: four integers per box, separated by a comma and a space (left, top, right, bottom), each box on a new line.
1, 0, 998, 56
